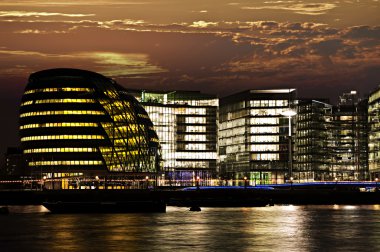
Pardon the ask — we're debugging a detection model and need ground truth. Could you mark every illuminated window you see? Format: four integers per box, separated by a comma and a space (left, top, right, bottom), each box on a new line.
29, 160, 103, 166
24, 87, 93, 94
20, 110, 104, 117
251, 144, 279, 151
34, 99, 96, 104
24, 147, 98, 153
20, 122, 98, 129
250, 135, 279, 143
185, 117, 207, 124
21, 135, 104, 141
184, 135, 207, 141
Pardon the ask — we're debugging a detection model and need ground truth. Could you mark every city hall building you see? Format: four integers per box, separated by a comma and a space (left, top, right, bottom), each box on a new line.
19, 69, 161, 188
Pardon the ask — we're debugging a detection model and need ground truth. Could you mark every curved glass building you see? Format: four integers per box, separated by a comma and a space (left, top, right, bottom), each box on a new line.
19, 68, 161, 183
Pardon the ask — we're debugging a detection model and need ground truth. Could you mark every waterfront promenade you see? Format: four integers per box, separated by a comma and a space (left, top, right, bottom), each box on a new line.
1, 182, 380, 208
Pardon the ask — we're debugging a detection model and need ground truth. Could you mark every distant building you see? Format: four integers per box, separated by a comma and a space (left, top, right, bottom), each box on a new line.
294, 99, 333, 181
331, 91, 368, 180
4, 147, 26, 179
19, 69, 161, 188
129, 90, 218, 184
368, 87, 380, 179
219, 89, 297, 184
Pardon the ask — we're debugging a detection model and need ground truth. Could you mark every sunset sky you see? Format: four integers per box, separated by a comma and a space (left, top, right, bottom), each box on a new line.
0, 0, 379, 156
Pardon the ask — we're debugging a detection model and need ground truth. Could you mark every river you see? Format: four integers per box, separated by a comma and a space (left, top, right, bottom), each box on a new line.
1, 205, 379, 251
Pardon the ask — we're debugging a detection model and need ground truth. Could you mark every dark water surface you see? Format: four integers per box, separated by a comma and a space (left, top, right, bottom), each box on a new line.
1, 205, 379, 251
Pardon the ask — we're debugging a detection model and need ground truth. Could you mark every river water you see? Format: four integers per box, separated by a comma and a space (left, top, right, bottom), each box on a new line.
1, 205, 379, 251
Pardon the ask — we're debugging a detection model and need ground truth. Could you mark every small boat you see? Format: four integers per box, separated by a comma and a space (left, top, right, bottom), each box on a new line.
189, 206, 201, 211
43, 201, 166, 213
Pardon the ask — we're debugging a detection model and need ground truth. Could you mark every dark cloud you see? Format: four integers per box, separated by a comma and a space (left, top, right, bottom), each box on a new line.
310, 39, 344, 56
343, 26, 380, 39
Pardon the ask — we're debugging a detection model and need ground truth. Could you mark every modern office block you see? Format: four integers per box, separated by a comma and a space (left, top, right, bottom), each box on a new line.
19, 69, 161, 187
368, 87, 380, 179
295, 99, 333, 181
331, 91, 368, 180
219, 89, 297, 184
129, 90, 218, 184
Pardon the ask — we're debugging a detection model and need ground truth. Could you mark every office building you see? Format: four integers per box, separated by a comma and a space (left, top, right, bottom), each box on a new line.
331, 91, 368, 180
219, 89, 297, 184
129, 90, 218, 184
368, 87, 380, 179
294, 99, 333, 181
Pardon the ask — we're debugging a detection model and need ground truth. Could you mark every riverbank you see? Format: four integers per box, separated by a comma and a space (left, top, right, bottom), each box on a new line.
1, 184, 380, 209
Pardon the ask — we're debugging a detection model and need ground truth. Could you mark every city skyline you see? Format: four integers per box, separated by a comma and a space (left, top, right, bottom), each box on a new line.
0, 0, 379, 159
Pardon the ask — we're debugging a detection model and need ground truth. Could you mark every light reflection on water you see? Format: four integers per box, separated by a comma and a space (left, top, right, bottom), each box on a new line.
1, 205, 380, 251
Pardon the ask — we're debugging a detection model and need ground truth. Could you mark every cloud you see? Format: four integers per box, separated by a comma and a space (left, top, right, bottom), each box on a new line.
0, 12, 379, 100
189, 21, 219, 28
0, 1, 149, 7
343, 26, 380, 39
242, 3, 337, 15
14, 29, 68, 34
78, 52, 167, 76
0, 11, 95, 18
0, 49, 166, 77
310, 39, 344, 56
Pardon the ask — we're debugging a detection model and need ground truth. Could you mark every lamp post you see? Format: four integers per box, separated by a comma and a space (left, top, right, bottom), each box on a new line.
41, 175, 46, 191
145, 176, 149, 189
95, 175, 100, 190
281, 109, 297, 181
290, 176, 293, 189
244, 176, 248, 189
375, 178, 378, 188
196, 176, 200, 190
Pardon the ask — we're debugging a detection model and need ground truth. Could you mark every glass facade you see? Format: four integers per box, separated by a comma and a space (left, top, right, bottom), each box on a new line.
129, 90, 218, 184
219, 89, 297, 184
19, 68, 161, 187
295, 99, 332, 181
331, 91, 368, 180
368, 88, 380, 179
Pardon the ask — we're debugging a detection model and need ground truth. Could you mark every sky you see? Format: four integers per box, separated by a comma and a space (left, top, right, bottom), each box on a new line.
0, 0, 379, 157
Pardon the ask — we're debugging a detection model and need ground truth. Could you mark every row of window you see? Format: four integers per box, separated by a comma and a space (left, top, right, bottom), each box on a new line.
251, 153, 279, 161
166, 99, 218, 107
28, 160, 103, 166
250, 109, 288, 116
24, 147, 98, 153
20, 110, 104, 118
24, 87, 93, 94
46, 173, 84, 178
21, 135, 104, 141
220, 136, 245, 146
250, 100, 288, 108
21, 99, 96, 106
219, 118, 246, 130
20, 122, 98, 129
175, 152, 217, 159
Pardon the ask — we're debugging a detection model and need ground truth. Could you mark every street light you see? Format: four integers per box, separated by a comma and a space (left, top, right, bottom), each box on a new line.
281, 109, 297, 180
290, 176, 294, 189
95, 175, 100, 189
145, 176, 149, 189
196, 176, 200, 190
41, 175, 47, 190
244, 176, 248, 189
